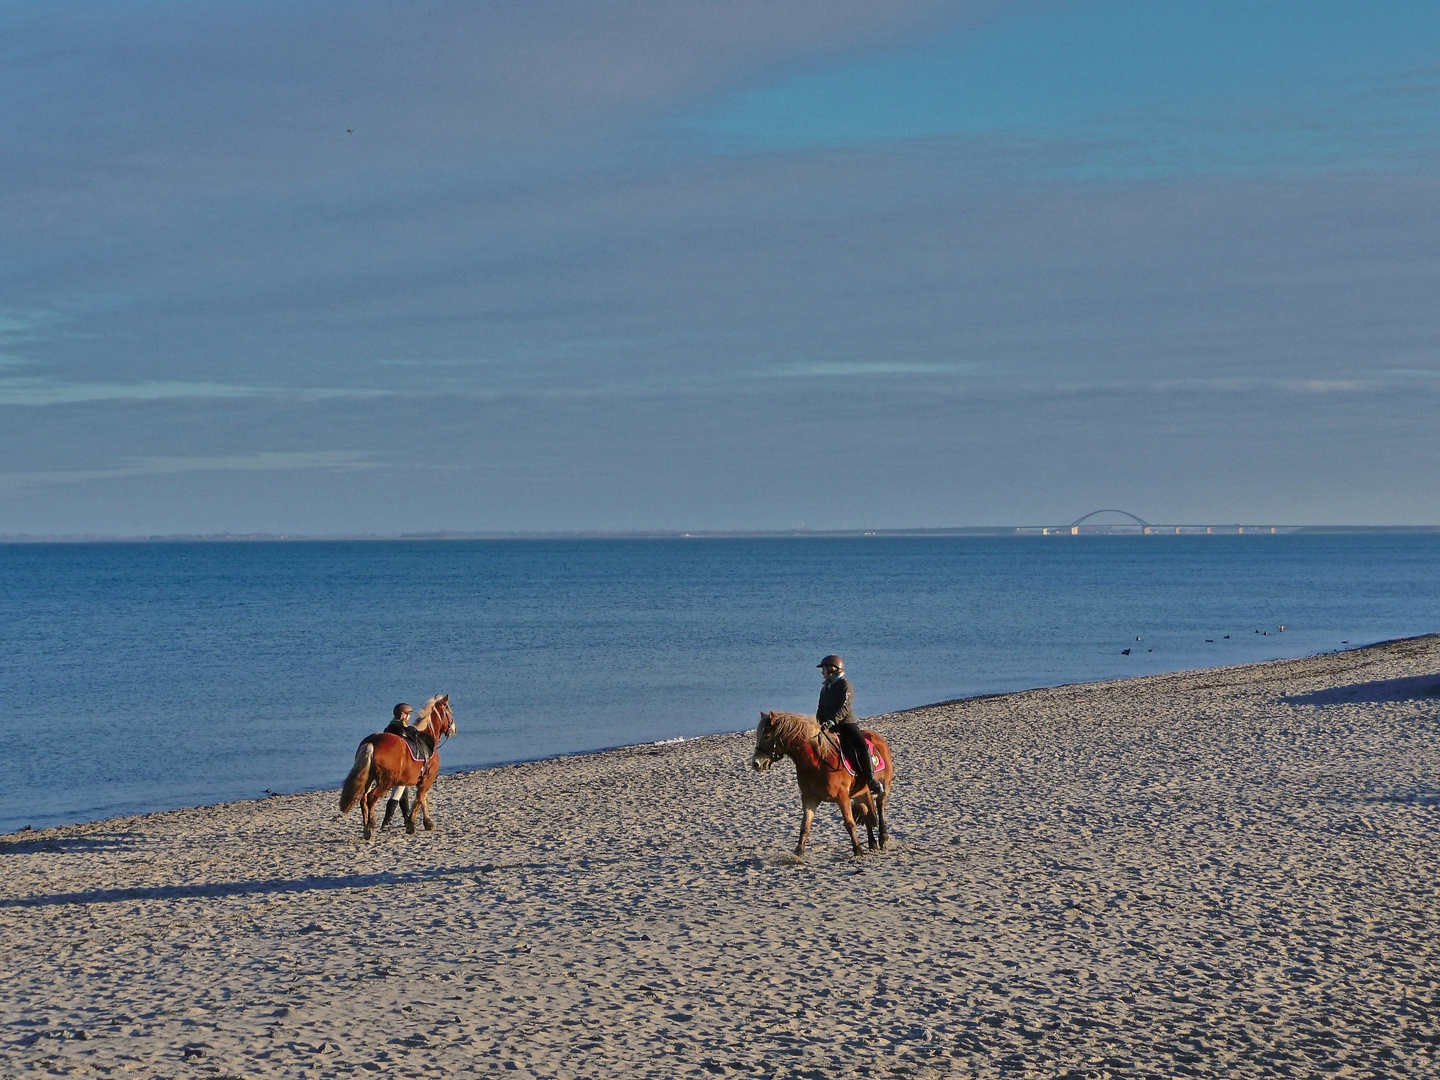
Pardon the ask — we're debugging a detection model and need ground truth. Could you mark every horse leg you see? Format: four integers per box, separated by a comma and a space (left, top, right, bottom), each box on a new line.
876, 786, 888, 850
795, 799, 818, 857
859, 792, 879, 850
848, 794, 876, 850
412, 771, 437, 832
361, 782, 381, 841
838, 795, 863, 857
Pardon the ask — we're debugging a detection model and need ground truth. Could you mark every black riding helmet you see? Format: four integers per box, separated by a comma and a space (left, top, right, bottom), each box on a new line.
817, 655, 844, 673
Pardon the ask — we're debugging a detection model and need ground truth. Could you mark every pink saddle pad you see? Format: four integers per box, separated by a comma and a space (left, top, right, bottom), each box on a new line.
840, 737, 883, 777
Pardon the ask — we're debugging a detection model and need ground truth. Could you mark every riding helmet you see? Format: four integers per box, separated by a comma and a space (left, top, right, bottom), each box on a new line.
816, 655, 844, 672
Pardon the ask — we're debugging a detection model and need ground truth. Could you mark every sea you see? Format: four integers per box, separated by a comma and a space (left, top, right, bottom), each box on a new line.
2, 533, 1438, 833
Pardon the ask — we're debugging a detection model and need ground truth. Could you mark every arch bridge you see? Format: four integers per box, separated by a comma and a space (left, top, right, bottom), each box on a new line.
1024, 511, 1295, 535
1068, 509, 1151, 530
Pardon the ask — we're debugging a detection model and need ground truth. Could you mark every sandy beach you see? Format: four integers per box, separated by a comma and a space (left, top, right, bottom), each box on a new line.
4, 636, 1439, 1079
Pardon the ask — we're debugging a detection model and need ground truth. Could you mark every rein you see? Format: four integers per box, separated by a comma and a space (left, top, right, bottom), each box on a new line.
762, 721, 839, 770
813, 729, 843, 771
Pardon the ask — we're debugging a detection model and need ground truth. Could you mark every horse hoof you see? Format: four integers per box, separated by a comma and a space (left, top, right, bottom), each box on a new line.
423, 820, 435, 832
405, 822, 416, 835
363, 826, 373, 841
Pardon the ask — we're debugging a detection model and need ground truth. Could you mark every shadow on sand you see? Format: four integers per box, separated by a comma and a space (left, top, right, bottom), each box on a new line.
0, 860, 543, 910
0, 832, 145, 856
1283, 673, 1440, 707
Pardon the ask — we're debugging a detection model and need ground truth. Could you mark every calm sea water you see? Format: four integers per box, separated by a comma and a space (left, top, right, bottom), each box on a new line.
2, 534, 1437, 833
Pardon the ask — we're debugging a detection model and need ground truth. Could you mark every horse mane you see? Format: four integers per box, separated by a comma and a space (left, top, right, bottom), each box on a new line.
766, 710, 819, 745
415, 694, 446, 733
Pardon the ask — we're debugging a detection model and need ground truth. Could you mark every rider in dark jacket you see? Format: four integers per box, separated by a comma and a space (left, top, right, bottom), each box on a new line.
384, 702, 411, 738
816, 655, 882, 795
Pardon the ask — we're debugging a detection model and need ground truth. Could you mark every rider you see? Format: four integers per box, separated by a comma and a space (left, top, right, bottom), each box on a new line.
381, 703, 414, 830
385, 702, 412, 738
816, 655, 883, 796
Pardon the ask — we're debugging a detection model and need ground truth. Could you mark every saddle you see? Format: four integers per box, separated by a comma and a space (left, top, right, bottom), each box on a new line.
819, 731, 883, 777
396, 729, 435, 763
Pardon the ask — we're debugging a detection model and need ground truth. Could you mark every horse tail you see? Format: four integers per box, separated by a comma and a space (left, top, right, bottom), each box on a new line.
339, 742, 374, 815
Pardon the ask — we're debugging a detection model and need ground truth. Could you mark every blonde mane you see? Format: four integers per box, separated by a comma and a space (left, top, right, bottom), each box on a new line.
765, 710, 820, 746
414, 694, 449, 734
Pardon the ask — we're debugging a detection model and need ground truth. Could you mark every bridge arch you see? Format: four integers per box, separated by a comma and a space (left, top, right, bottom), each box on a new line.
1068, 509, 1152, 529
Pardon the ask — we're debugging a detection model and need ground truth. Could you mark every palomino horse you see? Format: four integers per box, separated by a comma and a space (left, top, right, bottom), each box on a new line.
752, 711, 894, 857
339, 695, 455, 840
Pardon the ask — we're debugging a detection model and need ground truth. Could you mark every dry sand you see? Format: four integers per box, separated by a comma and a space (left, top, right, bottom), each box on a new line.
4, 636, 1440, 1080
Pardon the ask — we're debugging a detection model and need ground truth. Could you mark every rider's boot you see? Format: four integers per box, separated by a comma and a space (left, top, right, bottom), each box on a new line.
381, 800, 399, 829
868, 778, 885, 796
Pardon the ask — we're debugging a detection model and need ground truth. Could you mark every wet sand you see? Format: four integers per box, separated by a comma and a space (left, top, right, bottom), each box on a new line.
3, 636, 1439, 1079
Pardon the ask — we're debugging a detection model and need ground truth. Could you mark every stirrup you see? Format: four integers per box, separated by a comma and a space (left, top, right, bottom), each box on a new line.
868, 779, 885, 796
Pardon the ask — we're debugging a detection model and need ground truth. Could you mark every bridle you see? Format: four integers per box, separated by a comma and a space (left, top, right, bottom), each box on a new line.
756, 720, 786, 767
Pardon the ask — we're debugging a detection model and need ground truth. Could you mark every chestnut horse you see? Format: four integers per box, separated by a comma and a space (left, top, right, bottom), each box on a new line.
339, 695, 455, 840
751, 711, 894, 857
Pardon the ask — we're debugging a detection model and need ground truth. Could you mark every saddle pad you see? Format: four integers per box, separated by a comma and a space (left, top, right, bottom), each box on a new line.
389, 730, 434, 764
840, 737, 883, 777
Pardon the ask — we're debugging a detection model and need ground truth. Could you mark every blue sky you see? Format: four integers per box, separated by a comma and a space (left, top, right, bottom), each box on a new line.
682, 1, 1440, 176
2, 0, 1438, 532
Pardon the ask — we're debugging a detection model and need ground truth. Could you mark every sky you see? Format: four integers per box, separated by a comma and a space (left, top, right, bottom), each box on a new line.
3, 0, 1439, 534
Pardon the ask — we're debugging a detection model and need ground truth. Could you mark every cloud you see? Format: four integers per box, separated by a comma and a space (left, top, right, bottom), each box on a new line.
0, 451, 378, 490
1, 1, 966, 210
0, 379, 392, 407
767, 361, 978, 378
0, 379, 264, 406
2, 2, 1439, 530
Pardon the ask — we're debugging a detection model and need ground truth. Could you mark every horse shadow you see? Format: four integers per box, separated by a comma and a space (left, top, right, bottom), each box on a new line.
1282, 673, 1440, 707
0, 831, 143, 856
0, 860, 531, 910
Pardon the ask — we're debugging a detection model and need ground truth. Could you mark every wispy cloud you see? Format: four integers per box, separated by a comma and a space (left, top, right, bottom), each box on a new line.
0, 309, 51, 369
0, 379, 263, 406
0, 379, 392, 406
767, 361, 978, 378
0, 451, 379, 489
981, 375, 1439, 399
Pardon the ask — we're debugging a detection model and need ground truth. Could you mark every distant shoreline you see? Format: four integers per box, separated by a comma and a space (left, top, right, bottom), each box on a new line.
3, 525, 1440, 543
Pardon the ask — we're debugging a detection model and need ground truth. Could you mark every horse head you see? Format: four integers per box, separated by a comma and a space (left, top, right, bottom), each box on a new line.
752, 711, 784, 772
418, 694, 456, 741
435, 695, 455, 738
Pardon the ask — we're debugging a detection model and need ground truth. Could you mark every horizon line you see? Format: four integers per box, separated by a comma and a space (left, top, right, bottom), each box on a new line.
3, 525, 1440, 543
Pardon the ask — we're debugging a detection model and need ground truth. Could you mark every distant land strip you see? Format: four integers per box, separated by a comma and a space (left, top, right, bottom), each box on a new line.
2, 525, 1440, 543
